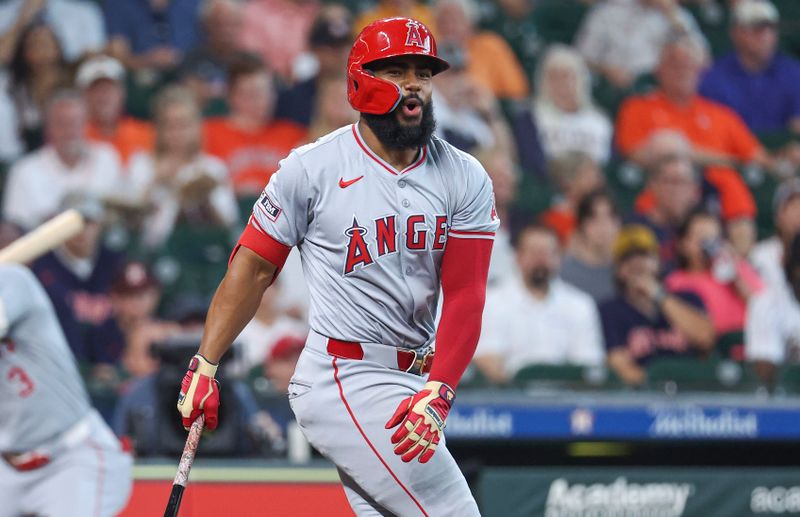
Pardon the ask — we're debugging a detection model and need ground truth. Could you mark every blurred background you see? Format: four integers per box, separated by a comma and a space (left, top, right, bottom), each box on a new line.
2, 0, 800, 515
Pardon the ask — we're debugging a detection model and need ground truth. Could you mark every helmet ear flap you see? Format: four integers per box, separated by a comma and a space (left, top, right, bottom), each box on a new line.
347, 65, 402, 115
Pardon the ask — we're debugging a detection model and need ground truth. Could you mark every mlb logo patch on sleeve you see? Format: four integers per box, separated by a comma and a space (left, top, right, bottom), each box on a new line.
258, 192, 282, 221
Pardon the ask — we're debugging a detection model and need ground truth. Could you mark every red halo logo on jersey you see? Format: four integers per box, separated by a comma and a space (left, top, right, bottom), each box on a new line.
344, 217, 374, 275
405, 20, 430, 51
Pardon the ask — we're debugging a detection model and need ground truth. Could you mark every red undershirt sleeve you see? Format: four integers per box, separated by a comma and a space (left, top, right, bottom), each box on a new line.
428, 234, 494, 389
229, 216, 292, 283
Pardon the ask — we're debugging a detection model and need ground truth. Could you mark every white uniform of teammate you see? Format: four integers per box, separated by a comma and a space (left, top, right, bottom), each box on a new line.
245, 121, 497, 515
0, 264, 132, 517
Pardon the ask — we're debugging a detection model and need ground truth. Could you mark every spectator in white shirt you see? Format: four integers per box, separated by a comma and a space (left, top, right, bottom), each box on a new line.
2, 89, 123, 230
533, 44, 612, 164
746, 234, 800, 388
127, 85, 239, 248
750, 178, 800, 291
475, 224, 605, 385
575, 0, 707, 91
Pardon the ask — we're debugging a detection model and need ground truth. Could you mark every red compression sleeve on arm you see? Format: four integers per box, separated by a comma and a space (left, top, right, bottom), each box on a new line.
229, 217, 292, 283
428, 233, 494, 389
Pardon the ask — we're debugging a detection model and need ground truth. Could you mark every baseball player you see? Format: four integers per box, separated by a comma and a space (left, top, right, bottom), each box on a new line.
0, 264, 132, 517
177, 17, 497, 516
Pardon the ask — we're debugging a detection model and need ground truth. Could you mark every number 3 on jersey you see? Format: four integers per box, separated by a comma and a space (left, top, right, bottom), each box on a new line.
8, 366, 35, 397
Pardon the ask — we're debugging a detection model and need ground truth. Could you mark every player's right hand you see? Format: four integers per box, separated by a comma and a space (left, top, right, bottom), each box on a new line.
177, 354, 220, 431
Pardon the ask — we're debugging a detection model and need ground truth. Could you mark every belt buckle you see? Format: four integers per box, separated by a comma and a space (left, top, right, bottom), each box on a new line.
407, 350, 430, 376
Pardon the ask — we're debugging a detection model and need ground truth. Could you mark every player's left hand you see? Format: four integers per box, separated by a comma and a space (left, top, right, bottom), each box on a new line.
385, 381, 455, 463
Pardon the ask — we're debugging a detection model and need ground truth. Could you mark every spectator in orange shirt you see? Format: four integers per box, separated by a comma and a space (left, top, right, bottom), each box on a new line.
354, 0, 434, 34
77, 55, 154, 165
540, 150, 604, 246
204, 55, 307, 196
616, 37, 764, 255
433, 0, 529, 100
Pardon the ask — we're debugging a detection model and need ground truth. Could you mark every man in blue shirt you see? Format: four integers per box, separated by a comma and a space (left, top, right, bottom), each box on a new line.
700, 0, 800, 135
105, 0, 202, 71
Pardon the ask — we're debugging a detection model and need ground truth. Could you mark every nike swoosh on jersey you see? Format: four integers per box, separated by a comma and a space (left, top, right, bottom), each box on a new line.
339, 175, 365, 188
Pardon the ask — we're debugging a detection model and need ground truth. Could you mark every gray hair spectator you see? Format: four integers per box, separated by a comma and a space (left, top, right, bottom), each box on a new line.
534, 44, 612, 164
474, 224, 605, 385
2, 89, 123, 230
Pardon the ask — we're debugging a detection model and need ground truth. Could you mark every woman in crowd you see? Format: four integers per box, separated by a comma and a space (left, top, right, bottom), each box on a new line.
127, 85, 239, 248
533, 44, 612, 165
8, 22, 68, 150
666, 209, 763, 358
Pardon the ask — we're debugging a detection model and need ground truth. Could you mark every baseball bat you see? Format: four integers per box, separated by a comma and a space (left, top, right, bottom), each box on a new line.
0, 209, 85, 264
164, 415, 205, 517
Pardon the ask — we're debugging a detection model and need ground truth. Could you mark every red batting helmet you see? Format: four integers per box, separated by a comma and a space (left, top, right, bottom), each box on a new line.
347, 17, 450, 115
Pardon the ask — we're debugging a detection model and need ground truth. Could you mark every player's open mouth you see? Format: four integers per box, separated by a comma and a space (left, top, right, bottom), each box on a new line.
401, 98, 422, 117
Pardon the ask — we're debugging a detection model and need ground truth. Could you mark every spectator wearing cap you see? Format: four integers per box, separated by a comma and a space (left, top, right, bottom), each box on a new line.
533, 44, 612, 165
240, 0, 320, 81
433, 0, 529, 100
79, 55, 155, 165
0, 0, 106, 64
31, 193, 128, 373
561, 190, 621, 303
575, 0, 707, 93
700, 0, 800, 135
110, 261, 182, 379
746, 234, 800, 388
105, 0, 202, 72
474, 224, 605, 385
203, 55, 307, 196
275, 5, 353, 127
432, 44, 512, 156
665, 209, 763, 359
539, 151, 605, 245
179, 0, 254, 114
128, 85, 239, 247
599, 225, 715, 386
750, 178, 800, 290
229, 280, 308, 378
2, 89, 124, 231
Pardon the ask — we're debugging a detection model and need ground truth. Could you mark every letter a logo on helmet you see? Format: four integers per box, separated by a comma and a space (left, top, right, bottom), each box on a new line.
347, 17, 449, 115
404, 20, 429, 51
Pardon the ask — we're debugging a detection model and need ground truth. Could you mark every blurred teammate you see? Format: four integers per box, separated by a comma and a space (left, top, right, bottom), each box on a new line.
0, 264, 131, 517
177, 17, 496, 516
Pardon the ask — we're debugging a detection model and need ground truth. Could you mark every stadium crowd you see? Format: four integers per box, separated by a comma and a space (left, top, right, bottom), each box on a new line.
2, 0, 800, 457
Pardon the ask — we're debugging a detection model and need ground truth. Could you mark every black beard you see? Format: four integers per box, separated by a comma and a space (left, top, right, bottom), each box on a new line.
362, 96, 435, 150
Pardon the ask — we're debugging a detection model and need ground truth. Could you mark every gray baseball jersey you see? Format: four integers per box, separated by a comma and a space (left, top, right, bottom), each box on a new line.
0, 264, 91, 452
250, 123, 499, 348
